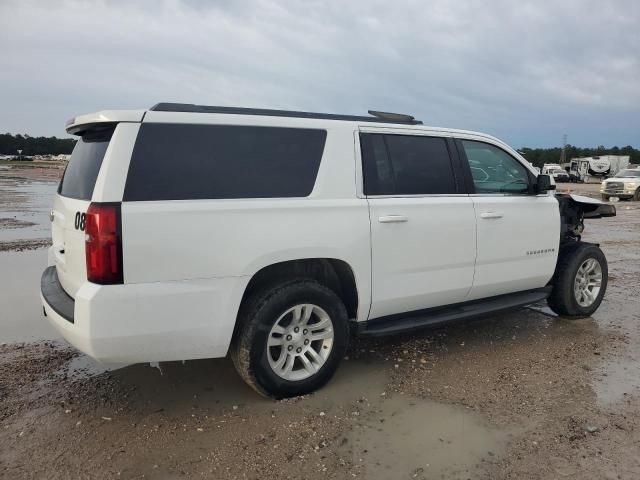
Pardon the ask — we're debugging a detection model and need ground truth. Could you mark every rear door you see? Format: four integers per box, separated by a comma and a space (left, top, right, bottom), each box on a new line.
52, 126, 115, 296
456, 138, 559, 300
360, 131, 477, 320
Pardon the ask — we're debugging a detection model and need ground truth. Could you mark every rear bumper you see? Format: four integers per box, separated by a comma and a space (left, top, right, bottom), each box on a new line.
41, 266, 75, 323
40, 267, 248, 364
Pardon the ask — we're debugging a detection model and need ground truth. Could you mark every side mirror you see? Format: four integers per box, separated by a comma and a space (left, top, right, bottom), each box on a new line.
535, 174, 555, 193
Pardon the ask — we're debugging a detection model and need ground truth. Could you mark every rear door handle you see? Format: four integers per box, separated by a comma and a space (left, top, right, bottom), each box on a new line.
480, 211, 504, 219
379, 215, 408, 223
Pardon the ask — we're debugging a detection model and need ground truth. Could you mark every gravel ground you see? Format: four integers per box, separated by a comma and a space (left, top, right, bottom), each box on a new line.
1, 169, 639, 479
0, 219, 36, 230
0, 239, 52, 252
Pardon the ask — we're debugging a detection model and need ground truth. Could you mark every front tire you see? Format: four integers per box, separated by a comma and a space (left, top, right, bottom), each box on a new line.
547, 243, 608, 318
633, 188, 640, 202
601, 194, 609, 201
230, 279, 349, 398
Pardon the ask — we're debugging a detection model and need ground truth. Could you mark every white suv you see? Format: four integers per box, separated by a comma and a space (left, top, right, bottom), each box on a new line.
41, 104, 615, 397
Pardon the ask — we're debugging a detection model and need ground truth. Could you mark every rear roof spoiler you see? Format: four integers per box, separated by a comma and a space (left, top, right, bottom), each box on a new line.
65, 110, 146, 135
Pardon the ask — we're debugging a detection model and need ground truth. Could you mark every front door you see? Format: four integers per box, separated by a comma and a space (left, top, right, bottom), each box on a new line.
457, 139, 560, 301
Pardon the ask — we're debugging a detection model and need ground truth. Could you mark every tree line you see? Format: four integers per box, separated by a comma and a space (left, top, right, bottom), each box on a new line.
519, 145, 639, 168
1, 132, 638, 165
0, 133, 76, 156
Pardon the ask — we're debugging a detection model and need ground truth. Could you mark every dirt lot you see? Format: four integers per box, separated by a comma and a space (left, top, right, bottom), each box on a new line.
1, 168, 639, 479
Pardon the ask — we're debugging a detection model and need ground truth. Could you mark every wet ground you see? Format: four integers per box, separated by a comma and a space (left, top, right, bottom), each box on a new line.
1, 168, 639, 479
0, 250, 59, 343
0, 167, 58, 249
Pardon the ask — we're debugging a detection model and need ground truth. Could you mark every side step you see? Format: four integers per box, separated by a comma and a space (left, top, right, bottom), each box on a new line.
358, 287, 551, 337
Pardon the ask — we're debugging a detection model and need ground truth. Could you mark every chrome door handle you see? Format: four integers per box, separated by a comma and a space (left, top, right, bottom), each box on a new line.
379, 215, 408, 223
480, 211, 504, 219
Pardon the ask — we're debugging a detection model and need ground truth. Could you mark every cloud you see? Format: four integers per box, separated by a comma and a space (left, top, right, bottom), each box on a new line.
0, 0, 638, 147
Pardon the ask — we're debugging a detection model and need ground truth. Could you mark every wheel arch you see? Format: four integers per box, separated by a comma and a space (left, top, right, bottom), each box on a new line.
239, 258, 360, 321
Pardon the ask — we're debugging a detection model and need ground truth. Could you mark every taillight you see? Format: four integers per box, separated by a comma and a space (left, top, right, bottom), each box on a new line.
85, 203, 123, 284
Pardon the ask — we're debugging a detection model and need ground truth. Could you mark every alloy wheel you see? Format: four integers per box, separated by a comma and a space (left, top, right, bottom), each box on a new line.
573, 258, 603, 308
266, 304, 334, 381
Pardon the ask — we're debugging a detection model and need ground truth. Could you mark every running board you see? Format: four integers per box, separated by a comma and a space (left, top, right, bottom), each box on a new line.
357, 287, 551, 337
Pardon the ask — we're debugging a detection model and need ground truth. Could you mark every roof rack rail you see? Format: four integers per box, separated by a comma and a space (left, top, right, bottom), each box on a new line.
150, 103, 422, 125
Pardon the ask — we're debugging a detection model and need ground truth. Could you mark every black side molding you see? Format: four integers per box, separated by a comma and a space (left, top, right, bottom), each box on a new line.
358, 287, 552, 337
41, 266, 75, 323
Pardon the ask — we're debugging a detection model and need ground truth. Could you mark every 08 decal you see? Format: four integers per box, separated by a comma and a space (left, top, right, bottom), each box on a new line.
74, 211, 86, 231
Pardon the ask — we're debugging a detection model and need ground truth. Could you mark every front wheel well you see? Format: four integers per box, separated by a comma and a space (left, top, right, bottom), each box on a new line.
240, 258, 359, 320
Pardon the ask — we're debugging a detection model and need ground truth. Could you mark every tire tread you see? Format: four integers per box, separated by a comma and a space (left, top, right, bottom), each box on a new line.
547, 243, 607, 318
230, 279, 348, 398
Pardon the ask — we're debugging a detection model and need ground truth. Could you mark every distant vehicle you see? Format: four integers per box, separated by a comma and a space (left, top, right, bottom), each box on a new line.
570, 155, 630, 178
41, 103, 615, 398
542, 164, 570, 182
568, 159, 590, 183
588, 157, 612, 176
601, 168, 640, 201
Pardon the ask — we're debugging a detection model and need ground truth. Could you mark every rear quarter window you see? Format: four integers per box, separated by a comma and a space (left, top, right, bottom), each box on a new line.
58, 127, 114, 200
123, 123, 327, 201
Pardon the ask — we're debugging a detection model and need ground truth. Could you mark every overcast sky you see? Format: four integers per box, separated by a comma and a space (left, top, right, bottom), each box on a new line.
0, 0, 638, 147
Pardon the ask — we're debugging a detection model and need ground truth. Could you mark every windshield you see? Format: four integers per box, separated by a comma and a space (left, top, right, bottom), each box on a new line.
615, 169, 640, 178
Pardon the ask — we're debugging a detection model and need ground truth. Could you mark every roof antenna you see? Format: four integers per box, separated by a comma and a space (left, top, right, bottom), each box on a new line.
368, 110, 421, 124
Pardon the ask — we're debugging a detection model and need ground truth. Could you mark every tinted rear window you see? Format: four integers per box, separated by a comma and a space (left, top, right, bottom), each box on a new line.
360, 133, 457, 195
124, 124, 327, 201
58, 127, 114, 200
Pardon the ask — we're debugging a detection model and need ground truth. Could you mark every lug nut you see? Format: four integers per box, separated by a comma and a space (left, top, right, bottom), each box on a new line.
286, 335, 292, 341
303, 329, 308, 335
296, 347, 302, 353
304, 339, 309, 345
288, 345, 293, 351
294, 327, 299, 333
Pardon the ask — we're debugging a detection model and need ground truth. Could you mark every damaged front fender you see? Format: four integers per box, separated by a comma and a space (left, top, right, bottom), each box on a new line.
556, 194, 616, 244
560, 194, 616, 218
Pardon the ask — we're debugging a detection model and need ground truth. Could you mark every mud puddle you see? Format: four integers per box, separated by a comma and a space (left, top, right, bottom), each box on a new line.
0, 249, 60, 343
1, 341, 512, 479
59, 352, 391, 415
348, 394, 510, 479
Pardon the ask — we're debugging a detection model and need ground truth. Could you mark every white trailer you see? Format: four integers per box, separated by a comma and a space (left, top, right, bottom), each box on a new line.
607, 156, 630, 176
569, 155, 630, 182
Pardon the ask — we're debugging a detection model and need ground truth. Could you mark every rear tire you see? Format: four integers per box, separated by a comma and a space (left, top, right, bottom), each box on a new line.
601, 194, 609, 201
230, 279, 349, 398
547, 243, 608, 318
